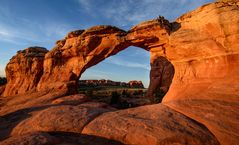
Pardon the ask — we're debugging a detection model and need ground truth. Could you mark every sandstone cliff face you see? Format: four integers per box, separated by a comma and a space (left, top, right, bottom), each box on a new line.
162, 2, 239, 145
3, 47, 48, 96
0, 1, 239, 145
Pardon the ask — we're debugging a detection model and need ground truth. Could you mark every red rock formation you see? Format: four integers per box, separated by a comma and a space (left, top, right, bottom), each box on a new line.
3, 47, 48, 97
0, 132, 59, 145
126, 18, 174, 101
82, 2, 239, 144
79, 79, 144, 88
128, 80, 144, 88
83, 105, 219, 145
0, 1, 238, 145
147, 56, 174, 101
161, 2, 239, 145
11, 102, 115, 136
37, 26, 130, 94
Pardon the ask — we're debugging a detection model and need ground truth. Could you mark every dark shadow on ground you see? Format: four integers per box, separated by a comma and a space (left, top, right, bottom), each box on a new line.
49, 131, 125, 145
0, 102, 88, 141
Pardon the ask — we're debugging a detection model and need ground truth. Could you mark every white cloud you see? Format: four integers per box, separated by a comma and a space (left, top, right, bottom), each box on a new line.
77, 0, 92, 11
105, 57, 150, 70
81, 69, 111, 80
76, 0, 213, 27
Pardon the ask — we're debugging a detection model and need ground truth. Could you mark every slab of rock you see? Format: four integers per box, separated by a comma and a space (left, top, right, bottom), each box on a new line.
82, 104, 219, 145
11, 102, 115, 136
0, 132, 58, 145
51, 94, 89, 105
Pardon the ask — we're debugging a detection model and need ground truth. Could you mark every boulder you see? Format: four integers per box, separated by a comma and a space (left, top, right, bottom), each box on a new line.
82, 104, 219, 145
11, 102, 115, 136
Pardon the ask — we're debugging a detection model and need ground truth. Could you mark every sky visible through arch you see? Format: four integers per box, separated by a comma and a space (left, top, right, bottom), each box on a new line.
0, 0, 214, 87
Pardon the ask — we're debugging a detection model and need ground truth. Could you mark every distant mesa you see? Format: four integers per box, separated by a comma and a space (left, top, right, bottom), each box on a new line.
79, 79, 144, 88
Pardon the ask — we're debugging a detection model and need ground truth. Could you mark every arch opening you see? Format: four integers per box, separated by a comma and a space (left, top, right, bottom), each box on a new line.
76, 45, 174, 109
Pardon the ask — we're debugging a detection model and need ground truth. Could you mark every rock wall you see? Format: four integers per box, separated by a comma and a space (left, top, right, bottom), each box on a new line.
2, 19, 171, 97
161, 2, 239, 145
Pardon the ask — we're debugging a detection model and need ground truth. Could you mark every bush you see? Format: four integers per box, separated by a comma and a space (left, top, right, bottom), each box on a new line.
121, 90, 130, 98
110, 91, 120, 104
86, 90, 93, 97
0, 77, 7, 86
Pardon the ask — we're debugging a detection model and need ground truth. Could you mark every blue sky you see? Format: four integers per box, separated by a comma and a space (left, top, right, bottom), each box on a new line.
0, 0, 213, 87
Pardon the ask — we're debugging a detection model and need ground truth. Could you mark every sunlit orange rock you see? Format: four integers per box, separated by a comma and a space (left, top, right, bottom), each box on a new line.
0, 1, 238, 145
83, 104, 220, 145
3, 47, 48, 97
37, 26, 130, 94
11, 102, 115, 136
161, 2, 239, 145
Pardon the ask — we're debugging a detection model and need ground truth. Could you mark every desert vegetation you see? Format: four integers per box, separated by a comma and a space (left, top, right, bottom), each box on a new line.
78, 81, 148, 109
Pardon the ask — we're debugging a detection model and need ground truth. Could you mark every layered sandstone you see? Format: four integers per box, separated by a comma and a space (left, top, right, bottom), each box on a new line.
3, 47, 48, 96
37, 26, 130, 94
0, 1, 239, 145
161, 2, 239, 145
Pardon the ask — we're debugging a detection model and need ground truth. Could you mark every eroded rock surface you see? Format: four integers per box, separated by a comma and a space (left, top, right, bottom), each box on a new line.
3, 47, 48, 97
83, 104, 219, 145
11, 102, 115, 136
0, 132, 58, 145
161, 2, 239, 145
0, 1, 239, 145
37, 26, 130, 94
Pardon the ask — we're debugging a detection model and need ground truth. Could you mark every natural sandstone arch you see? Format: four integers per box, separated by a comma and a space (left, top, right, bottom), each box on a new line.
82, 2, 239, 145
36, 26, 130, 95
3, 18, 174, 102
1, 1, 239, 145
34, 18, 174, 100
